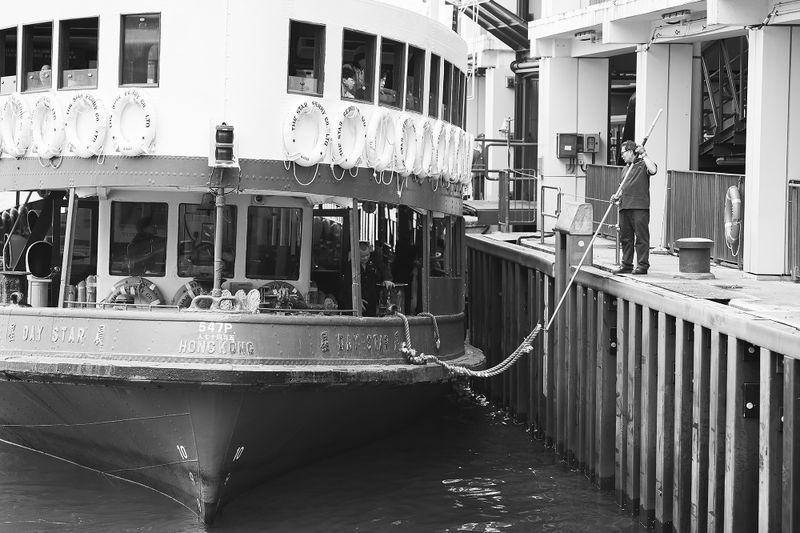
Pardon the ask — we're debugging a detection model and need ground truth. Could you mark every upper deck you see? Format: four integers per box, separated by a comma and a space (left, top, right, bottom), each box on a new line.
0, 0, 470, 215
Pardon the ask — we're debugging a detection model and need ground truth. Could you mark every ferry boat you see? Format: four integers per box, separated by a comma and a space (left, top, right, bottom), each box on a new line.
0, 0, 483, 523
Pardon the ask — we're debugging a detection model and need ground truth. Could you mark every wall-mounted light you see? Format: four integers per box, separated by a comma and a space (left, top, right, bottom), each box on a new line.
574, 30, 597, 42
661, 9, 691, 24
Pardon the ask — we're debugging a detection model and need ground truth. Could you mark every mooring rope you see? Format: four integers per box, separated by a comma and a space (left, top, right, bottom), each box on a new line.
396, 310, 542, 378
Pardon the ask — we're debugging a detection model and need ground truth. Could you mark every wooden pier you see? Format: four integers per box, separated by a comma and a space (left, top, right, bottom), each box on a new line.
466, 233, 800, 532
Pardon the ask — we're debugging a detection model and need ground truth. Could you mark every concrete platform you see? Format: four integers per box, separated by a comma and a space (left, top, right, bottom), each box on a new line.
484, 232, 800, 332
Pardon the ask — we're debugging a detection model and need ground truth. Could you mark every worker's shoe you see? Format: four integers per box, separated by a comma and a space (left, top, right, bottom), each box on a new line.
613, 266, 633, 274
632, 267, 649, 275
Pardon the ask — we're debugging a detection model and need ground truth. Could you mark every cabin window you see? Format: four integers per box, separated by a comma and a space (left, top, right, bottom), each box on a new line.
60, 200, 99, 286
109, 202, 168, 277
59, 17, 98, 90
379, 38, 405, 108
458, 70, 467, 128
21, 22, 52, 92
428, 54, 440, 119
442, 61, 453, 123
430, 215, 457, 278
405, 46, 424, 113
310, 207, 348, 306
0, 27, 17, 95
120, 13, 160, 86
177, 202, 237, 279
452, 68, 463, 128
245, 206, 303, 280
287, 21, 325, 96
341, 29, 375, 102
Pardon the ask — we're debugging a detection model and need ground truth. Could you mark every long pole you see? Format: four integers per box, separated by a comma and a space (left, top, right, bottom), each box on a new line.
544, 108, 662, 331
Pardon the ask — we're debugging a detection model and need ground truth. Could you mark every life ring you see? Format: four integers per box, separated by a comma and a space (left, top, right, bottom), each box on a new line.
394, 114, 418, 177
329, 104, 367, 170
412, 118, 435, 178
365, 108, 396, 172
1, 94, 33, 158
31, 94, 66, 159
445, 126, 461, 183
104, 276, 163, 306
65, 92, 107, 158
460, 132, 472, 184
172, 279, 210, 309
724, 185, 742, 247
431, 121, 449, 178
108, 88, 156, 156
259, 281, 307, 309
283, 99, 330, 167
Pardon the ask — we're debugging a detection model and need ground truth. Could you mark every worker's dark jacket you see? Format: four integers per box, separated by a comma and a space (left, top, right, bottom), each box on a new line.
619, 159, 655, 210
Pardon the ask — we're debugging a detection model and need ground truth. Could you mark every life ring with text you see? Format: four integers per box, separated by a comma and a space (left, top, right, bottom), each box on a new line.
329, 104, 367, 170
109, 88, 156, 156
65, 92, 107, 158
365, 108, 396, 172
413, 118, 434, 179
445, 126, 461, 183
31, 94, 66, 159
104, 276, 163, 306
283, 99, 330, 167
724, 185, 742, 247
172, 279, 210, 309
394, 114, 418, 177
431, 121, 449, 178
1, 93, 33, 158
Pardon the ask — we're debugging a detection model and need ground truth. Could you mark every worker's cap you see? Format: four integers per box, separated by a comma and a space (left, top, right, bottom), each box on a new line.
621, 140, 637, 153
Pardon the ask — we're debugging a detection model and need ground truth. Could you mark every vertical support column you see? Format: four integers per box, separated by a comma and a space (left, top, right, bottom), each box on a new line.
483, 57, 516, 202
537, 56, 609, 229
655, 313, 676, 532
723, 339, 759, 532
783, 358, 800, 531
691, 326, 711, 532
706, 332, 727, 533
743, 26, 799, 275
585, 287, 597, 480
758, 349, 782, 532
635, 43, 693, 247
595, 292, 616, 490
672, 320, 693, 533
626, 303, 642, 514
640, 308, 658, 527
615, 298, 629, 508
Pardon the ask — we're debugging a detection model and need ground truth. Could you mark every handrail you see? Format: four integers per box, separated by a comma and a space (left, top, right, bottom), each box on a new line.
539, 185, 561, 244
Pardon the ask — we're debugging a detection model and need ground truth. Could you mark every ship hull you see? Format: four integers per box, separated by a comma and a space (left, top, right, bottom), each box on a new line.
0, 374, 449, 523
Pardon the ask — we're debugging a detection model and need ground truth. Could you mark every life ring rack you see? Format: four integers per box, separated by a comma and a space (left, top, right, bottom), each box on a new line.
31, 93, 66, 160
724, 185, 742, 254
1, 93, 33, 158
65, 92, 107, 158
109, 88, 156, 156
283, 99, 331, 168
394, 114, 418, 178
413, 118, 435, 179
365, 108, 396, 174
329, 104, 367, 171
103, 276, 163, 306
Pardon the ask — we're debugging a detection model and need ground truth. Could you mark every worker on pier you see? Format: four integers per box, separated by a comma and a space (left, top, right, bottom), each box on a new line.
611, 140, 657, 275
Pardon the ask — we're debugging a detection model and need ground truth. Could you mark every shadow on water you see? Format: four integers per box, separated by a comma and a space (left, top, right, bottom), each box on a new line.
0, 385, 646, 532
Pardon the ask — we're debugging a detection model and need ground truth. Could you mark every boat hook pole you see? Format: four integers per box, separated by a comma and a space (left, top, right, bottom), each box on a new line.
543, 108, 662, 332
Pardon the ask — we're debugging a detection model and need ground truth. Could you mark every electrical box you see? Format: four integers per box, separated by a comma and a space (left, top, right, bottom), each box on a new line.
556, 133, 577, 158
580, 133, 600, 153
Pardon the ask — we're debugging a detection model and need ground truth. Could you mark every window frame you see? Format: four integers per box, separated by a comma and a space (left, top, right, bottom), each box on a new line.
58, 17, 99, 91
378, 37, 406, 110
119, 13, 161, 88
341, 28, 376, 104
176, 203, 238, 279
286, 19, 326, 97
442, 60, 453, 123
21, 21, 53, 93
0, 26, 18, 95
428, 53, 440, 119
405, 45, 425, 114
245, 205, 305, 281
108, 201, 169, 278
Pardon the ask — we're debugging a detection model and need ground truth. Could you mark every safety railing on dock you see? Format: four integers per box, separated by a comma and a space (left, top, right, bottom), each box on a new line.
789, 181, 800, 280
585, 164, 622, 239
498, 169, 538, 230
665, 170, 744, 268
466, 234, 800, 532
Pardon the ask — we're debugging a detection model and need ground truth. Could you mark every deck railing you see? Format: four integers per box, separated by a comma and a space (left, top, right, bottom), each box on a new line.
788, 181, 800, 280
665, 170, 744, 267
467, 234, 799, 531
498, 169, 538, 229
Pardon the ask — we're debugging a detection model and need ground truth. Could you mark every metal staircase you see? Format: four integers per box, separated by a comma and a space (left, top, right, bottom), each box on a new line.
699, 37, 748, 172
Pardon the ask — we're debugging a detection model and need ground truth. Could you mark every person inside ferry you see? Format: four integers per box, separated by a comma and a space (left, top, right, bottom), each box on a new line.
39, 64, 51, 88
340, 241, 394, 316
352, 52, 367, 99
341, 65, 356, 99
127, 216, 164, 274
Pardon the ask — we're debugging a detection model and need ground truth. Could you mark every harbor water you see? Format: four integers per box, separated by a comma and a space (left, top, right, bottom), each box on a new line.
0, 386, 645, 532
